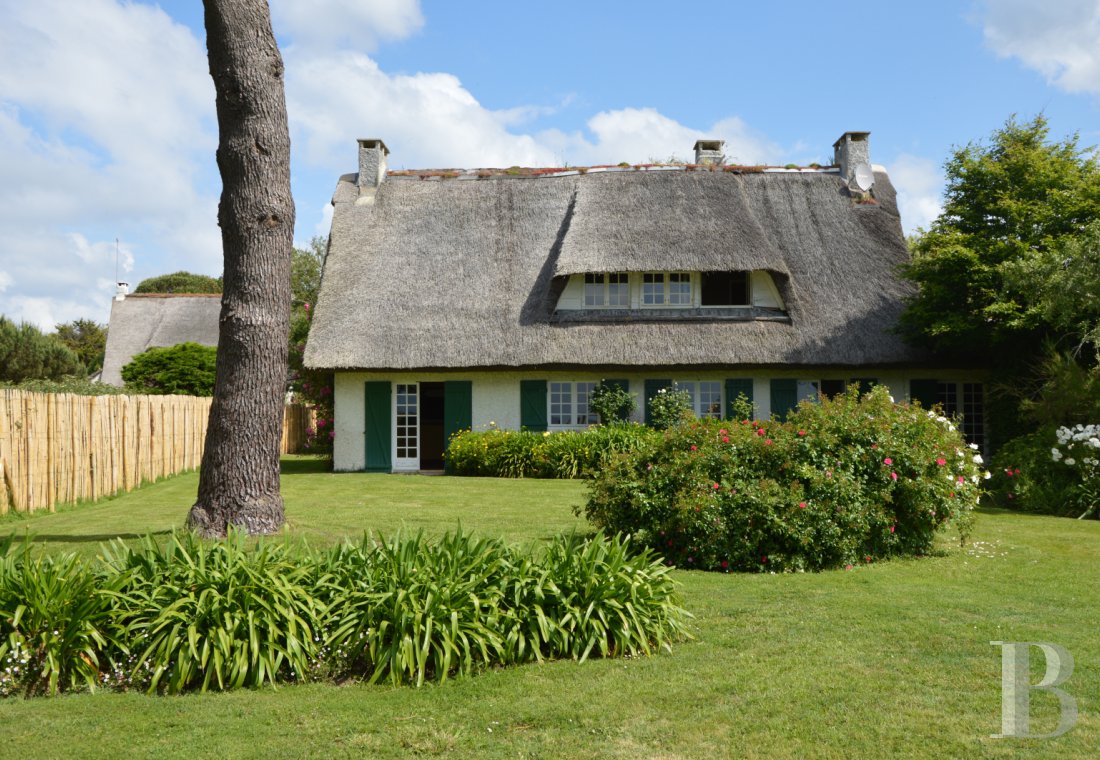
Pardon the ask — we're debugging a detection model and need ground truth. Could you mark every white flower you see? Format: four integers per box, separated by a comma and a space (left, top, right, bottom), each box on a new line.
1052, 448, 1063, 461
1066, 458, 1076, 466
972, 454, 983, 464
983, 471, 991, 480
968, 443, 978, 450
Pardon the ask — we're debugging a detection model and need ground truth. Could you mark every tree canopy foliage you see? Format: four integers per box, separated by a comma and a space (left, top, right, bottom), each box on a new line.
121, 342, 217, 396
291, 236, 324, 310
53, 319, 107, 375
899, 115, 1100, 359
134, 271, 222, 294
0, 317, 84, 383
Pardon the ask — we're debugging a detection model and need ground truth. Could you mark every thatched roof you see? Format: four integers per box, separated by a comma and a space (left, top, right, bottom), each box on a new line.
101, 294, 221, 385
306, 166, 925, 371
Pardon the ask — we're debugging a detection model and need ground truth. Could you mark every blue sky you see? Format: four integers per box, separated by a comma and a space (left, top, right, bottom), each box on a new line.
1, 0, 1098, 329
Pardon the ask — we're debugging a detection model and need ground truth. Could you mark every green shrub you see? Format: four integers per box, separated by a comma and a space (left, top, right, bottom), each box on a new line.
121, 342, 217, 396
134, 271, 222, 294
993, 424, 1100, 519
0, 317, 84, 383
647, 385, 693, 430
589, 382, 636, 423
0, 540, 113, 697
446, 424, 659, 478
583, 387, 982, 572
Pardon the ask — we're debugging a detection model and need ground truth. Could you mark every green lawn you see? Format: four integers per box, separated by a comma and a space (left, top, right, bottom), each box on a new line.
1, 459, 1097, 759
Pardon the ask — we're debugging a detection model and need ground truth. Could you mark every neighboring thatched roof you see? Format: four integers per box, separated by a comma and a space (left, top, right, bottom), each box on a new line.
306, 166, 925, 371
101, 294, 221, 386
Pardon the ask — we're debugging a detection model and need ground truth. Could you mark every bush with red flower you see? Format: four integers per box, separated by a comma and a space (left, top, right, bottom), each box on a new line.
581, 386, 982, 572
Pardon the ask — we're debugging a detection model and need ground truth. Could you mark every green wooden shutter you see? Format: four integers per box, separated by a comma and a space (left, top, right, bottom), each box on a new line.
724, 378, 754, 420
364, 381, 391, 472
644, 379, 672, 426
909, 379, 938, 410
443, 381, 473, 448
769, 379, 798, 421
520, 380, 547, 431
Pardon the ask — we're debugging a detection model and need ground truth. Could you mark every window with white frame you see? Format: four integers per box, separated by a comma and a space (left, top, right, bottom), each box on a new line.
642, 272, 691, 306
677, 381, 723, 419
549, 381, 597, 427
584, 272, 629, 307
936, 381, 986, 452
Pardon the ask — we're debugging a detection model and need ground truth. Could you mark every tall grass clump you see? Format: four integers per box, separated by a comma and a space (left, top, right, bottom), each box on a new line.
584, 386, 984, 572
100, 533, 327, 694
0, 530, 688, 698
0, 538, 113, 697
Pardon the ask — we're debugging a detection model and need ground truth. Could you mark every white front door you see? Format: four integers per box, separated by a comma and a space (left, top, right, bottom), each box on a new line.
394, 382, 419, 471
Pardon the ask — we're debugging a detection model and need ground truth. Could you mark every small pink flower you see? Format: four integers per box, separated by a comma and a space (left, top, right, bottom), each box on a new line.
764, 439, 773, 446
1013, 468, 1021, 476
721, 560, 729, 569
722, 436, 730, 443
889, 525, 896, 533
328, 431, 335, 439
719, 429, 728, 435
712, 482, 720, 490
883, 457, 893, 465
798, 501, 807, 509
957, 475, 965, 484
690, 444, 697, 451
936, 457, 946, 466
798, 430, 807, 437
890, 471, 898, 481
317, 418, 325, 427
845, 564, 854, 570
755, 428, 766, 437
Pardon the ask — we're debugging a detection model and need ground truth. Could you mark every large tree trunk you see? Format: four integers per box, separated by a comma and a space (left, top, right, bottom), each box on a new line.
188, 0, 294, 537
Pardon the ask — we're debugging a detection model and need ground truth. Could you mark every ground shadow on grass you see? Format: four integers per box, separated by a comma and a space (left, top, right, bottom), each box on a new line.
6, 528, 175, 544
280, 457, 332, 475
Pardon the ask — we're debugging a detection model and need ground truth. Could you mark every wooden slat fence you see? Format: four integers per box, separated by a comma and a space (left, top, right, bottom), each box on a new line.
0, 389, 315, 515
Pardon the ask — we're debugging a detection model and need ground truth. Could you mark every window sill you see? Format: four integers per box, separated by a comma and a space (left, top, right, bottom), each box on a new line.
550, 307, 790, 323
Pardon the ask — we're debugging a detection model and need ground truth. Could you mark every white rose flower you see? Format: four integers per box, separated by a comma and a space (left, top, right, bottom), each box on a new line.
1066, 458, 1076, 466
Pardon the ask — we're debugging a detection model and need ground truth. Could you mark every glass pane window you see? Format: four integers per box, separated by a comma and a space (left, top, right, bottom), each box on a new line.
549, 381, 597, 427
642, 273, 665, 305
962, 382, 985, 452
669, 272, 692, 305
698, 381, 722, 418
675, 381, 723, 419
549, 382, 573, 426
396, 383, 418, 460
584, 273, 606, 307
607, 273, 629, 306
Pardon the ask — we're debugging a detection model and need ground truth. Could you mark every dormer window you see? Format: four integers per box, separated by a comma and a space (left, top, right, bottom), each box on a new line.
585, 272, 629, 307
553, 270, 787, 319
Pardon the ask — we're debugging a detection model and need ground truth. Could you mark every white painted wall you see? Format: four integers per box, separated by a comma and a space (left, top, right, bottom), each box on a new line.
333, 369, 972, 471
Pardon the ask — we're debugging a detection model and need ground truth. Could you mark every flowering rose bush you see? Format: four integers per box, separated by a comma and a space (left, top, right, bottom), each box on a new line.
1051, 424, 1100, 518
582, 386, 982, 572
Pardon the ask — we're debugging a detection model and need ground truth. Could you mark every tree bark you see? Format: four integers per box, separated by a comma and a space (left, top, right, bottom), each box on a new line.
188, 0, 294, 537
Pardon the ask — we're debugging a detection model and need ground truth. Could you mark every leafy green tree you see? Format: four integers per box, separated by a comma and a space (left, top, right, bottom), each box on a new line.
291, 236, 325, 309
53, 319, 107, 375
134, 271, 222, 294
899, 115, 1100, 358
0, 317, 83, 382
121, 342, 217, 396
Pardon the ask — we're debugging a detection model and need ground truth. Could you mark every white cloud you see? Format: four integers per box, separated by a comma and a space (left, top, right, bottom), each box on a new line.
0, 0, 221, 329
887, 154, 944, 235
981, 0, 1100, 95
270, 0, 423, 50
0, 271, 11, 293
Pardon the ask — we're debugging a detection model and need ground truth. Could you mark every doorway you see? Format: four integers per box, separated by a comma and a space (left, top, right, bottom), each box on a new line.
419, 382, 446, 470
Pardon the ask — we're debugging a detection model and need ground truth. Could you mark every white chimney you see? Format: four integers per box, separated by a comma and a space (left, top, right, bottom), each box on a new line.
115, 281, 130, 301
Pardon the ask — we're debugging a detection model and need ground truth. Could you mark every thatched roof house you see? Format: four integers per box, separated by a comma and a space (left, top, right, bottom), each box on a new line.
100, 291, 220, 386
307, 133, 985, 472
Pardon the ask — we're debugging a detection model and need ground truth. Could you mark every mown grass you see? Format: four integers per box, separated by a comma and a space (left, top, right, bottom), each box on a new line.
0, 459, 1097, 758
